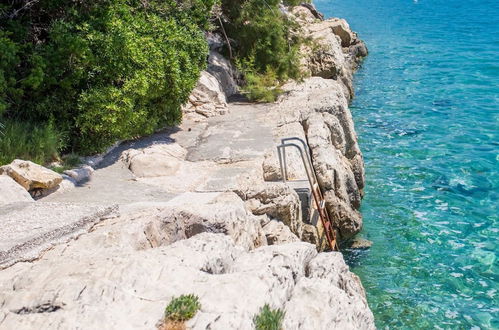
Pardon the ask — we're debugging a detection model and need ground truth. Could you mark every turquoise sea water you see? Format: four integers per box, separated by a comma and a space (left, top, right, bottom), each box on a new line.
315, 0, 499, 328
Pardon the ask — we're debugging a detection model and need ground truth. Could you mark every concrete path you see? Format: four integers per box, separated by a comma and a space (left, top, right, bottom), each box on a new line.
0, 99, 275, 267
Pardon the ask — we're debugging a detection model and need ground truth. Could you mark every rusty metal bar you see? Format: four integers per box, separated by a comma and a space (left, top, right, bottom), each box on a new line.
276, 138, 339, 251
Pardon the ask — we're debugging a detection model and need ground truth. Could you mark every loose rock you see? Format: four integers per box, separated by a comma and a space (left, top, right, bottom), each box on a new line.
0, 159, 63, 191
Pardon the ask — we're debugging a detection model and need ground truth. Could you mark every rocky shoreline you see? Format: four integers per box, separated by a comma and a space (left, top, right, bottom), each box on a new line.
0, 4, 374, 329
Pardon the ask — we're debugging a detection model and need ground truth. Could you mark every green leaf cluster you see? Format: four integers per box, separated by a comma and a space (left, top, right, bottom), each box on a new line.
0, 0, 213, 156
253, 304, 285, 330
164, 294, 201, 322
220, 0, 304, 101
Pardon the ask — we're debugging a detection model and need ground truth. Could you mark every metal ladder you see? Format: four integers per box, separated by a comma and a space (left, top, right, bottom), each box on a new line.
277, 137, 340, 251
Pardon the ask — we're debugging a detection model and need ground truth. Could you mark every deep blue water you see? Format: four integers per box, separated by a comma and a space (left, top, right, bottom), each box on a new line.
315, 0, 499, 328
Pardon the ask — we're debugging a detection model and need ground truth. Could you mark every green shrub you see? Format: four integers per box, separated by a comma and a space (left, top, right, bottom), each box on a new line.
164, 294, 201, 322
253, 304, 285, 330
238, 62, 282, 102
0, 120, 64, 165
219, 0, 303, 102
0, 0, 213, 155
221, 0, 303, 79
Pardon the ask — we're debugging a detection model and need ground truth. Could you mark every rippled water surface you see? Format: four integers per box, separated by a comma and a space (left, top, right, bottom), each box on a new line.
315, 0, 499, 328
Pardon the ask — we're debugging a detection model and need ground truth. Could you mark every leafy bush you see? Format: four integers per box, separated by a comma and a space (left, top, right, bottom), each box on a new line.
219, 0, 303, 101
164, 294, 201, 322
253, 304, 285, 330
0, 120, 63, 165
237, 59, 282, 102
0, 0, 213, 155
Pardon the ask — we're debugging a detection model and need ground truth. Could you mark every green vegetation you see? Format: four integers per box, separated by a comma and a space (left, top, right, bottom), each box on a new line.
220, 0, 305, 101
253, 304, 285, 330
164, 294, 201, 322
0, 0, 214, 161
0, 0, 307, 164
236, 58, 283, 102
0, 120, 62, 165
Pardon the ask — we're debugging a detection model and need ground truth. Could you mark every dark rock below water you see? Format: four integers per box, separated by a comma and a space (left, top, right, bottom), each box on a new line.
346, 238, 373, 250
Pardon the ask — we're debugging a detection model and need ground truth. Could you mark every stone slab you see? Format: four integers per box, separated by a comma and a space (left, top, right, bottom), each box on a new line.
0, 202, 117, 268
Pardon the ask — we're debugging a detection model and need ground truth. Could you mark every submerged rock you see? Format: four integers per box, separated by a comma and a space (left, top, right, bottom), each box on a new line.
348, 237, 373, 249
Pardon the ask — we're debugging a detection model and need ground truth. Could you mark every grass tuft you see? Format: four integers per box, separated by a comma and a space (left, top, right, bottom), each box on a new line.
0, 120, 64, 166
164, 294, 201, 322
253, 304, 285, 330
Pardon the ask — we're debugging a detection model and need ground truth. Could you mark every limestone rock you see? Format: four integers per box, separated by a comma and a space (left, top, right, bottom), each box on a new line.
348, 237, 373, 249
291, 4, 319, 23
63, 165, 94, 183
182, 49, 239, 120
260, 218, 300, 245
329, 18, 355, 47
120, 143, 187, 178
0, 175, 34, 205
182, 71, 229, 119
301, 3, 324, 20
234, 181, 303, 239
0, 230, 374, 329
275, 77, 365, 241
283, 252, 375, 329
207, 50, 240, 97
127, 192, 267, 251
0, 159, 62, 191
35, 175, 77, 198
291, 5, 367, 99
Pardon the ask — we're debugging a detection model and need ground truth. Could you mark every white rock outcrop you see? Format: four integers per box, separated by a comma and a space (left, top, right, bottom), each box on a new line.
0, 159, 62, 191
292, 4, 368, 99
260, 5, 367, 242
0, 175, 34, 205
120, 143, 187, 178
235, 180, 304, 238
0, 229, 374, 329
266, 77, 364, 241
182, 71, 229, 119
182, 48, 240, 120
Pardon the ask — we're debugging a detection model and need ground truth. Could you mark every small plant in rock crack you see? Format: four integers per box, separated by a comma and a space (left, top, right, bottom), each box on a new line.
164, 294, 201, 322
253, 304, 285, 330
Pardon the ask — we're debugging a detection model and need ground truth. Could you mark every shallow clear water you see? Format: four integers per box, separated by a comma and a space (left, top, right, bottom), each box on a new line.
315, 0, 499, 328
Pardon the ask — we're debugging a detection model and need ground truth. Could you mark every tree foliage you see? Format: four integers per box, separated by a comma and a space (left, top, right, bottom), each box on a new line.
0, 0, 213, 154
220, 0, 302, 80
219, 0, 303, 101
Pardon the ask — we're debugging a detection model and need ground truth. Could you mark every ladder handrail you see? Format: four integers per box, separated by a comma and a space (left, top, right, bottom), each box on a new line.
280, 137, 316, 183
277, 142, 315, 185
277, 138, 339, 251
